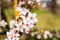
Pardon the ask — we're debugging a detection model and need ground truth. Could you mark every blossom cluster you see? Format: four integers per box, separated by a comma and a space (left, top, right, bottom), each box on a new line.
30, 30, 53, 39
15, 7, 38, 34
29, 30, 60, 40
5, 6, 37, 40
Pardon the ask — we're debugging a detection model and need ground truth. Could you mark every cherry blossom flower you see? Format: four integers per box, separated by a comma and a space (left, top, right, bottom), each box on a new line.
0, 20, 7, 27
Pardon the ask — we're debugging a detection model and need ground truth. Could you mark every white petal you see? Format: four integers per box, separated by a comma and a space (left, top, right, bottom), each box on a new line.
33, 13, 36, 17
34, 18, 38, 22
37, 35, 41, 39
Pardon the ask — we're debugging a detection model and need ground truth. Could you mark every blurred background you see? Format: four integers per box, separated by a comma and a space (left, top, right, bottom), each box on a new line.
0, 0, 60, 40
